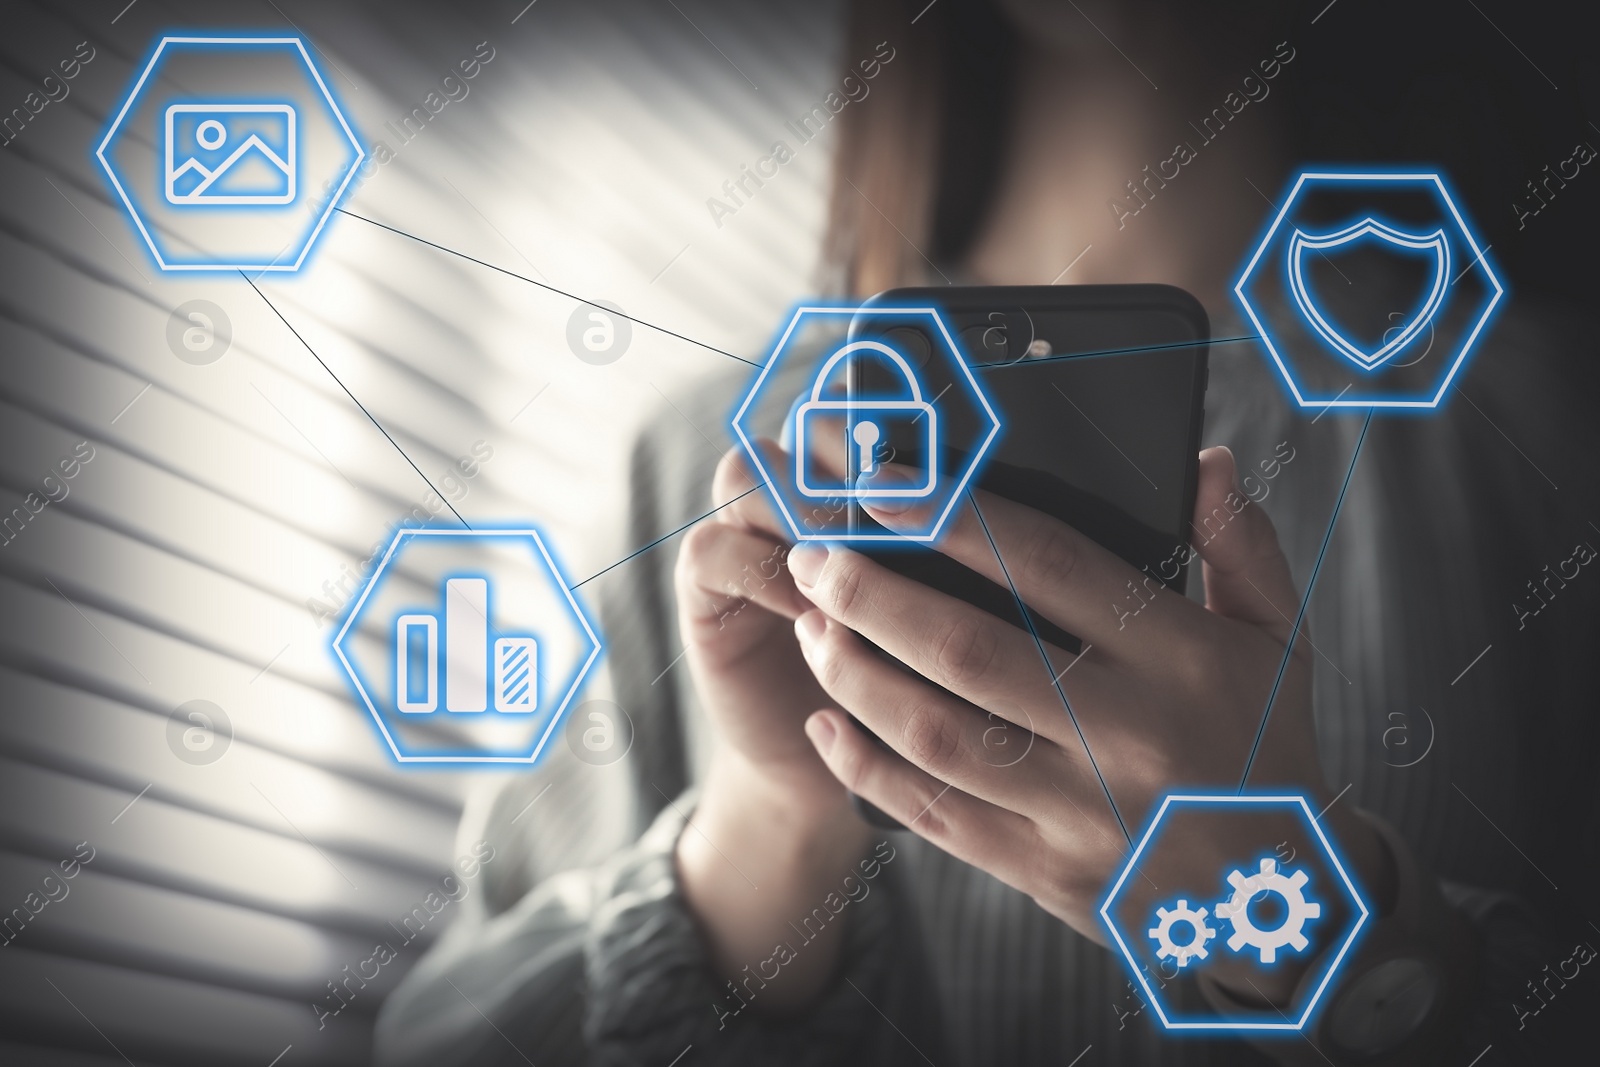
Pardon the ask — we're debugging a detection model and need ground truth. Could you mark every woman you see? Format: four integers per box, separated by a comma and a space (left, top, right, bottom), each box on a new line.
376, 1, 1597, 1063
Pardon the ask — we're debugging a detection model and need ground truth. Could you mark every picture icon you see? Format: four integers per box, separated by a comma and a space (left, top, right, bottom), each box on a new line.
165, 103, 296, 205
395, 577, 538, 715
98, 37, 364, 270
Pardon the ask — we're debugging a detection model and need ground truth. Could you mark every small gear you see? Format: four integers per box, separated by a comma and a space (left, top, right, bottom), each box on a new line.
1147, 899, 1216, 968
1215, 858, 1322, 964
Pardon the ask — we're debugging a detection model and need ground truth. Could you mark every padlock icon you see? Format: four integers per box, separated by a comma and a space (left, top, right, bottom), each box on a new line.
794, 340, 938, 499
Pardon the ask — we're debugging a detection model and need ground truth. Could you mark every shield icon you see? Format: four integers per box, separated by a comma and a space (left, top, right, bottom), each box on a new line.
1287, 219, 1449, 370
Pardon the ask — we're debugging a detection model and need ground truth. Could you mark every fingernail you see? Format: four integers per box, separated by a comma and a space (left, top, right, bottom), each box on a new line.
787, 541, 829, 586
1217, 445, 1241, 491
860, 468, 920, 515
805, 712, 836, 755
794, 609, 827, 645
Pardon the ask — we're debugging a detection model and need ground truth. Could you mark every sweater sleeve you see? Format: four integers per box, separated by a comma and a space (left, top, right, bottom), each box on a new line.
374, 793, 946, 1067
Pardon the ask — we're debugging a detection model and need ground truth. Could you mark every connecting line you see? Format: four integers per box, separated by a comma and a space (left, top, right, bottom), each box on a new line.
1236, 409, 1373, 791
570, 485, 762, 590
975, 334, 1258, 371
242, 273, 471, 528
336, 209, 760, 369
966, 490, 1132, 846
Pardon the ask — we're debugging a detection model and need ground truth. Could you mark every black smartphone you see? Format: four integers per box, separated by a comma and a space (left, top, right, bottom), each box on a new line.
842, 284, 1210, 827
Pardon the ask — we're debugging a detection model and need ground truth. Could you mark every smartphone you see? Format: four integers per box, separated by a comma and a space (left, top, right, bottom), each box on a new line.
842, 284, 1210, 827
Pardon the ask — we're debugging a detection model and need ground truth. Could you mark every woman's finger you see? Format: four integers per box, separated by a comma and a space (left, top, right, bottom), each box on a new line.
714, 438, 865, 540
1190, 446, 1303, 647
676, 523, 809, 631
794, 609, 1070, 811
862, 480, 1205, 656
803, 706, 1037, 879
786, 542, 1106, 742
710, 443, 791, 538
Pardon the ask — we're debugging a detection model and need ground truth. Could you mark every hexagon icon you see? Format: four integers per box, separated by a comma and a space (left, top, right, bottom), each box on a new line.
1100, 794, 1370, 1031
732, 305, 1000, 543
96, 36, 363, 271
1234, 172, 1503, 409
332, 529, 602, 764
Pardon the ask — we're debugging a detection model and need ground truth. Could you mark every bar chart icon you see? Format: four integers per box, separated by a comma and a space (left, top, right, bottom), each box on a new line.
395, 577, 538, 714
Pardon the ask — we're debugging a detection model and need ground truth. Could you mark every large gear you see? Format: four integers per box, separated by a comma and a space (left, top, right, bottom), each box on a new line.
1215, 858, 1322, 963
1147, 899, 1216, 968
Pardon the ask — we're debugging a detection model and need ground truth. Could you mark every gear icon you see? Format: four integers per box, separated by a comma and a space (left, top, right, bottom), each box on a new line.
1215, 858, 1322, 963
1148, 899, 1216, 968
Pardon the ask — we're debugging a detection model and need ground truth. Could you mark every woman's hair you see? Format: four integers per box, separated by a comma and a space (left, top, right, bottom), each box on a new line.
825, 0, 1597, 301
823, 0, 1017, 296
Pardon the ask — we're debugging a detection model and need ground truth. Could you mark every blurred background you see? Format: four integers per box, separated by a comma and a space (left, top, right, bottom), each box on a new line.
0, 0, 1596, 1064
0, 1, 839, 1063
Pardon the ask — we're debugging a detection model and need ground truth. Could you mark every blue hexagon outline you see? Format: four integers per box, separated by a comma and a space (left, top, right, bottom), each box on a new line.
94, 35, 364, 272
1098, 793, 1370, 1031
731, 305, 1002, 543
1234, 171, 1504, 410
330, 526, 603, 765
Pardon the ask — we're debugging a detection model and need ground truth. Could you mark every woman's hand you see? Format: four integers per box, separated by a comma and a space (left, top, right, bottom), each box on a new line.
787, 446, 1391, 1002
672, 443, 872, 1011
674, 444, 855, 817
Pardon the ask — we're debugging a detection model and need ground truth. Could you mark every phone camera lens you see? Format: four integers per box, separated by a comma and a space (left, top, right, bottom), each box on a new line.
883, 326, 932, 367
960, 324, 1008, 362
